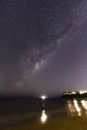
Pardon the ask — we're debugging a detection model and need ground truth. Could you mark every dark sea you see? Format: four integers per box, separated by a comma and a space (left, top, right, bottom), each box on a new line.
0, 98, 66, 116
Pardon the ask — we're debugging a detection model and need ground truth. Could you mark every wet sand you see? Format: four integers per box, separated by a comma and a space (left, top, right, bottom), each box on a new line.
2, 115, 87, 130
0, 108, 66, 130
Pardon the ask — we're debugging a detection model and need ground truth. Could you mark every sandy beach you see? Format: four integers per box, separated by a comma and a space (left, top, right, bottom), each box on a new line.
2, 115, 87, 130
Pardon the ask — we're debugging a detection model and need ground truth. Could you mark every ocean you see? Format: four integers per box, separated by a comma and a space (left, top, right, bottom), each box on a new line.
0, 98, 87, 130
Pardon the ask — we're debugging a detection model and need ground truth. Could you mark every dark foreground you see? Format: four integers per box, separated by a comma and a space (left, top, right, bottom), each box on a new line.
0, 98, 87, 130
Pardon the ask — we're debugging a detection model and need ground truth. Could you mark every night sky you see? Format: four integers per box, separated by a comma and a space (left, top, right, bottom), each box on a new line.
0, 0, 87, 96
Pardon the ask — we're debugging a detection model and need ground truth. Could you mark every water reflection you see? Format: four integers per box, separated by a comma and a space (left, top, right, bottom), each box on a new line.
40, 98, 87, 123
67, 100, 76, 116
73, 100, 81, 116
40, 110, 48, 124
81, 100, 87, 110
66, 99, 87, 117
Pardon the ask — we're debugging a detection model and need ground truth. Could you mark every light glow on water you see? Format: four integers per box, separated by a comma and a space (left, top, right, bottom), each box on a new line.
81, 100, 87, 110
40, 110, 48, 123
73, 100, 81, 116
67, 100, 76, 115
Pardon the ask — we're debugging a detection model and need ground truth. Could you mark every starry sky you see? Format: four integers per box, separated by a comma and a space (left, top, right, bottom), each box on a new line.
0, 0, 87, 97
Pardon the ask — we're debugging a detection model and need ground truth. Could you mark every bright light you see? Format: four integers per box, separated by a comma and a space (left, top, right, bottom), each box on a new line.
79, 90, 87, 94
79, 90, 83, 94
40, 110, 48, 123
41, 95, 47, 100
72, 91, 76, 94
73, 100, 81, 116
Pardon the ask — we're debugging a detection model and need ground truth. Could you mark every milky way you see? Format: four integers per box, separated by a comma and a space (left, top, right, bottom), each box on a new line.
0, 0, 87, 96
